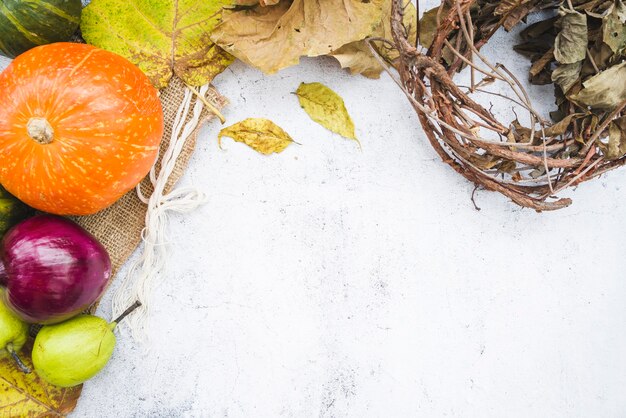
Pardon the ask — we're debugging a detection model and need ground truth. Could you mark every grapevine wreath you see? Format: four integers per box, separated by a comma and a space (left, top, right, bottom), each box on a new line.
387, 0, 626, 211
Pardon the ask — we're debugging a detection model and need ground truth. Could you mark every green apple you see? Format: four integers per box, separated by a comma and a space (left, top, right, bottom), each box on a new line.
32, 301, 140, 388
0, 289, 30, 373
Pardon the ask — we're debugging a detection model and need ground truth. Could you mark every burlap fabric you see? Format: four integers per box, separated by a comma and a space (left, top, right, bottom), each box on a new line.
73, 76, 226, 303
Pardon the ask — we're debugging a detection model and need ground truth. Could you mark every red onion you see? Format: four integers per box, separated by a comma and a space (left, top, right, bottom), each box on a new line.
0, 215, 111, 324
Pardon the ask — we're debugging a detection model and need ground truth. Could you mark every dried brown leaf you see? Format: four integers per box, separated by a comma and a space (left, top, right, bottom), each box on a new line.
211, 0, 384, 74
330, 42, 387, 79
554, 6, 588, 64
330, 0, 417, 78
496, 0, 538, 31
529, 48, 554, 76
518, 16, 558, 41
552, 61, 583, 93
602, 0, 626, 54
582, 43, 615, 76
543, 113, 584, 136
494, 0, 531, 16
607, 116, 626, 159
572, 61, 626, 109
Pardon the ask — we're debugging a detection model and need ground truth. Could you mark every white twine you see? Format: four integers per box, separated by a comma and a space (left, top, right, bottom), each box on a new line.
111, 84, 211, 346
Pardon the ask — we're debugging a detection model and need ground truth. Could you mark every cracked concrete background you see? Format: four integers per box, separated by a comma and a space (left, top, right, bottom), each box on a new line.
2, 4, 626, 416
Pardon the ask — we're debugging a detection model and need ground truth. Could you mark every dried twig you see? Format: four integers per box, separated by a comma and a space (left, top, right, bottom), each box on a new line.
385, 0, 626, 211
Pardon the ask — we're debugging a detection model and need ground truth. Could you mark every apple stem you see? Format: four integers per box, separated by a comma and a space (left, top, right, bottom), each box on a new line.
6, 343, 31, 374
112, 301, 142, 326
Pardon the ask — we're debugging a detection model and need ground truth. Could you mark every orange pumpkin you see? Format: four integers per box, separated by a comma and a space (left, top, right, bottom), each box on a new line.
0, 43, 163, 215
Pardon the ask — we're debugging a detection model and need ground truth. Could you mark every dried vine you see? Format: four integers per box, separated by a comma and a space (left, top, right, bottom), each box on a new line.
388, 0, 626, 211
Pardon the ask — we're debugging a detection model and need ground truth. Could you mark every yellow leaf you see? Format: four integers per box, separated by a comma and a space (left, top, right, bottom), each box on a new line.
218, 118, 295, 155
211, 0, 384, 74
0, 342, 81, 417
81, 0, 234, 89
295, 82, 358, 142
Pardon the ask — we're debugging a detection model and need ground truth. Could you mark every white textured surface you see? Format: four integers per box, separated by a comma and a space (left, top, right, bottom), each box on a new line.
3, 12, 626, 417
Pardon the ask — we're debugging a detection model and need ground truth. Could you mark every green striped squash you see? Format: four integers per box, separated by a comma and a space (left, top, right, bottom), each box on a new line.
0, 185, 32, 238
0, 0, 82, 58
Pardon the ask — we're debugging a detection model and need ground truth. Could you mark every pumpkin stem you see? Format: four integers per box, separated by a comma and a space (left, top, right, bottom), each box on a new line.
27, 118, 54, 145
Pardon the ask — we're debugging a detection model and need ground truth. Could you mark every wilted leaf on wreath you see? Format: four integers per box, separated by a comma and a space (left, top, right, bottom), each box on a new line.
528, 46, 555, 85
529, 48, 554, 77
0, 345, 82, 417
552, 61, 583, 93
529, 166, 547, 179
469, 154, 500, 170
494, 0, 539, 31
518, 15, 557, 42
218, 118, 295, 155
543, 113, 584, 137
330, 0, 416, 78
514, 40, 548, 58
494, 0, 531, 16
572, 61, 626, 109
573, 114, 600, 144
81, 0, 234, 89
554, 6, 588, 64
510, 114, 582, 143
296, 82, 357, 142
581, 43, 615, 76
602, 0, 626, 54
514, 20, 556, 60
510, 120, 534, 143
607, 117, 626, 159
210, 0, 384, 74
418, 5, 458, 64
495, 160, 518, 174
530, 69, 553, 85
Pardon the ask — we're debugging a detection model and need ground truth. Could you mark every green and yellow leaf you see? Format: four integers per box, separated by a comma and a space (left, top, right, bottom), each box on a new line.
218, 118, 295, 155
295, 82, 358, 142
81, 0, 234, 89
